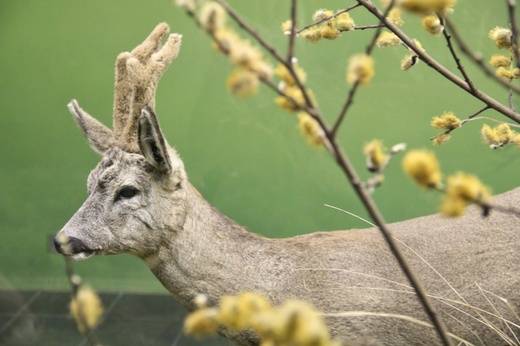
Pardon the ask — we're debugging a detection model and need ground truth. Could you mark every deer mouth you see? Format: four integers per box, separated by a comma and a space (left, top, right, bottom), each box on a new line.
71, 251, 96, 261
54, 235, 99, 260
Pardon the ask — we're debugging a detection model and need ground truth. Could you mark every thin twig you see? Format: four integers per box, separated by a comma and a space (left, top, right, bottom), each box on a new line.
357, 0, 520, 124
331, 1, 395, 137
287, 0, 297, 64
183, 4, 327, 144
507, 0, 520, 69
431, 106, 490, 140
438, 16, 476, 93
354, 4, 454, 344
64, 258, 101, 346
296, 3, 361, 34
215, 0, 285, 64
510, 82, 516, 111
331, 81, 361, 136
215, 0, 316, 111
365, 144, 405, 194
325, 133, 453, 346
354, 24, 386, 31
444, 18, 520, 95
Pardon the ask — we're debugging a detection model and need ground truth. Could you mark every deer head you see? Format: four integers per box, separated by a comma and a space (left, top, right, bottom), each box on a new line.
54, 24, 186, 260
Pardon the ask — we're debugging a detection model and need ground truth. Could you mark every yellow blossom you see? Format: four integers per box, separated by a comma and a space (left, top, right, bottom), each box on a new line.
184, 308, 220, 338
226, 69, 259, 97
481, 124, 500, 148
273, 300, 332, 345
298, 113, 324, 146
489, 26, 512, 49
213, 28, 240, 54
481, 123, 515, 148
496, 123, 514, 141
313, 9, 334, 23
250, 60, 273, 80
199, 2, 226, 33
175, 0, 198, 12
402, 149, 442, 188
320, 25, 341, 40
347, 54, 375, 85
490, 54, 511, 68
376, 31, 401, 47
69, 286, 104, 334
448, 172, 491, 202
275, 63, 306, 86
218, 293, 271, 330
441, 172, 491, 217
336, 12, 355, 31
214, 29, 265, 72
228, 39, 263, 70
281, 20, 293, 34
433, 133, 451, 145
275, 86, 306, 112
412, 38, 425, 52
440, 194, 466, 217
511, 133, 520, 147
301, 28, 323, 42
364, 139, 387, 172
401, 54, 418, 70
401, 40, 423, 70
431, 111, 461, 130
388, 8, 405, 26
184, 292, 340, 345
398, 0, 456, 16
422, 15, 443, 35
513, 68, 520, 79
496, 67, 514, 79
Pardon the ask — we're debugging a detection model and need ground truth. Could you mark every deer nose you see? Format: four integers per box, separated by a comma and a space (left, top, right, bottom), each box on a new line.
54, 236, 66, 255
54, 235, 92, 256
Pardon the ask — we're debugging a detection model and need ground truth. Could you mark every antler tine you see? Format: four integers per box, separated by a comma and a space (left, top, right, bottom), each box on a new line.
112, 52, 133, 138
112, 23, 182, 152
131, 23, 170, 62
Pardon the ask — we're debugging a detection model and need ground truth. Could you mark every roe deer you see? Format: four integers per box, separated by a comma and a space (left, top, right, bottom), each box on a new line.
54, 24, 520, 346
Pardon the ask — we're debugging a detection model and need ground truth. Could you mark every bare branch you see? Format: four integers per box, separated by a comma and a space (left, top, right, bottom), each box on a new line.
357, 0, 520, 124
444, 18, 520, 95
507, 0, 520, 69
331, 81, 361, 137
438, 16, 476, 93
331, 1, 395, 137
354, 24, 386, 31
287, 0, 297, 64
215, 0, 317, 111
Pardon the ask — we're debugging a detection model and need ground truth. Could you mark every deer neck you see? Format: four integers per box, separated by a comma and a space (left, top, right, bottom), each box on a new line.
143, 184, 283, 310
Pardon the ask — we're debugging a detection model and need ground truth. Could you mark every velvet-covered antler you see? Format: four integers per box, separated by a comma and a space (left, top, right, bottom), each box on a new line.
69, 23, 182, 154
112, 23, 182, 152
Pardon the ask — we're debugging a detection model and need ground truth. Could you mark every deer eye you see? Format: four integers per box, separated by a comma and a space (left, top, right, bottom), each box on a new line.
117, 186, 139, 200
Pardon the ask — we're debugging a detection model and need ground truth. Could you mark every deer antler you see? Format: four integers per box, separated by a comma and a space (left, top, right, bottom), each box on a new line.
113, 23, 182, 152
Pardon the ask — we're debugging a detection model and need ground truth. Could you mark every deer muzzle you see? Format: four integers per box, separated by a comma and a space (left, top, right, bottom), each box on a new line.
54, 235, 96, 261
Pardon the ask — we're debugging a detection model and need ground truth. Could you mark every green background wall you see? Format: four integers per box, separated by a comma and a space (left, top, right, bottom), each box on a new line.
1, 1, 519, 292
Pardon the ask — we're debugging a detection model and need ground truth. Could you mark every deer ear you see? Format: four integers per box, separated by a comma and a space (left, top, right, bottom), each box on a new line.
138, 106, 172, 174
68, 100, 114, 154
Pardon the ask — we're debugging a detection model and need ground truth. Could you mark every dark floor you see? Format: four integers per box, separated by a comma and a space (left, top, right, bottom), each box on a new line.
0, 290, 233, 346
